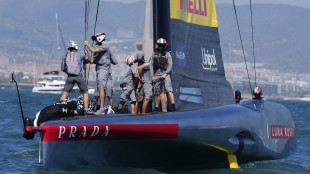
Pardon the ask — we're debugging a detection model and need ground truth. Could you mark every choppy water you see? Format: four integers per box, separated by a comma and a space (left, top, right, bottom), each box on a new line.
0, 88, 309, 174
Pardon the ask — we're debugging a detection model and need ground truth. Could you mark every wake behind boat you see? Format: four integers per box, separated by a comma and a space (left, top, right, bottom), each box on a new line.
21, 0, 296, 170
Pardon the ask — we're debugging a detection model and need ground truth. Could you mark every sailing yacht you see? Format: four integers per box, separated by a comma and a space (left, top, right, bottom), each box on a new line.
23, 0, 295, 170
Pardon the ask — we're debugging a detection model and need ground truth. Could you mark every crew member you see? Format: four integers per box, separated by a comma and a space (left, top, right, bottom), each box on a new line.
84, 32, 118, 114
137, 57, 153, 113
150, 38, 176, 112
117, 55, 139, 114
60, 40, 93, 115
253, 87, 263, 99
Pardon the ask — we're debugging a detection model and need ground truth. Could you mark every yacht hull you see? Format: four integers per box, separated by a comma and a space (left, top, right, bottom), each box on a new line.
28, 100, 296, 169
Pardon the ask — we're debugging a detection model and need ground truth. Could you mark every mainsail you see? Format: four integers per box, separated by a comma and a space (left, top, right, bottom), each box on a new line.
154, 0, 234, 111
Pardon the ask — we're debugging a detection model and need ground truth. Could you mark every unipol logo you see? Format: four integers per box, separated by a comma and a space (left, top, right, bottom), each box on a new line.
201, 48, 218, 71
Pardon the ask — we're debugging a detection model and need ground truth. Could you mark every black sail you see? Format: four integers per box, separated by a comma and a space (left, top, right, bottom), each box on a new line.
154, 0, 234, 111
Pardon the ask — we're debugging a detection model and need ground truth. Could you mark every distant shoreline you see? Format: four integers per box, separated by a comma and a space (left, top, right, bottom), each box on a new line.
241, 94, 310, 101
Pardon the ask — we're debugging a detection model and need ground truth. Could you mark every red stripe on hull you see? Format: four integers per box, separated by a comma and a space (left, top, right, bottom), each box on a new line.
40, 124, 179, 141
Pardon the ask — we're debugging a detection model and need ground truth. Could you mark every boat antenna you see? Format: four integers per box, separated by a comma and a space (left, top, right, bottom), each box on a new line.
11, 72, 28, 133
86, 0, 101, 85
232, 0, 253, 95
250, 0, 257, 86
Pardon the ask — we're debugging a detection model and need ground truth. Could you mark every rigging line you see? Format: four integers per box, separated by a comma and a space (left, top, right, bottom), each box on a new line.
93, 0, 101, 39
86, 0, 91, 33
84, 0, 89, 48
232, 0, 253, 95
86, 0, 91, 78
250, 0, 257, 86
84, 0, 92, 85
84, 0, 88, 83
87, 0, 101, 84
58, 25, 67, 54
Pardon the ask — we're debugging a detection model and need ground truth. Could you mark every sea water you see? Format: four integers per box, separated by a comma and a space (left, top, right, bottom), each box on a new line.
0, 88, 309, 174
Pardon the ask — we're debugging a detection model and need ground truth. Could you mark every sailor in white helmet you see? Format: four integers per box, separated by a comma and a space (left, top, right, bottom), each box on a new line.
117, 55, 139, 114
60, 40, 93, 115
84, 32, 118, 114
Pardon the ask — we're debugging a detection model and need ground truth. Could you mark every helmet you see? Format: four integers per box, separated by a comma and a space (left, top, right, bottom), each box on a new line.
157, 38, 167, 45
91, 32, 106, 42
68, 40, 78, 50
156, 38, 167, 50
135, 56, 145, 63
253, 86, 262, 99
126, 55, 135, 65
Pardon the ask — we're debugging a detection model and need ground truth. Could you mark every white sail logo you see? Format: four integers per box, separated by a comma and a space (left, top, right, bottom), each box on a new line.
176, 51, 185, 60
174, 45, 186, 66
201, 48, 218, 71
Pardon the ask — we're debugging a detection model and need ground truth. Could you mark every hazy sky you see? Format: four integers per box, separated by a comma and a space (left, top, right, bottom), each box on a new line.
106, 0, 310, 9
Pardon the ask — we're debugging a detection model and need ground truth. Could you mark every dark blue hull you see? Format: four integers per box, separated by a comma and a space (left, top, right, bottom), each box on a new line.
34, 100, 296, 169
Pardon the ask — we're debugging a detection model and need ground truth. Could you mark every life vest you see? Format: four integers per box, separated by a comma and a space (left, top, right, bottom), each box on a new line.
65, 52, 83, 75
153, 51, 169, 71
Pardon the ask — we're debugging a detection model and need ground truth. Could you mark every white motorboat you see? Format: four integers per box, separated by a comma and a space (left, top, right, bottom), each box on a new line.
32, 71, 79, 94
32, 79, 65, 94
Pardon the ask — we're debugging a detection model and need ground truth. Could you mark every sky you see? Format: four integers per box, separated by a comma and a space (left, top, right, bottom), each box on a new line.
106, 0, 310, 9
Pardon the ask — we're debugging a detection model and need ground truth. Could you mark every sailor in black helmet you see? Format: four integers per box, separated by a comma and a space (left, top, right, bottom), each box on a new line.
84, 32, 118, 114
150, 38, 176, 112
60, 40, 93, 115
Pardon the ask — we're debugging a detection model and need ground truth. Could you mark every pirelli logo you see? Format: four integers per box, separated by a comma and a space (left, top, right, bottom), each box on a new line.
170, 0, 218, 27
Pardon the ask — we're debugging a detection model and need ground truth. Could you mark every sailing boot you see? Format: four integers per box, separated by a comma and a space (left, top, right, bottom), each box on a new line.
84, 108, 95, 115
153, 107, 159, 113
170, 104, 176, 112
94, 107, 107, 115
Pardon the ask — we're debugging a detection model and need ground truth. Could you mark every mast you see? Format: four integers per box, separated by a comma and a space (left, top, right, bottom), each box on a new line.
56, 13, 62, 79
56, 13, 61, 60
56, 13, 61, 74
153, 0, 171, 51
